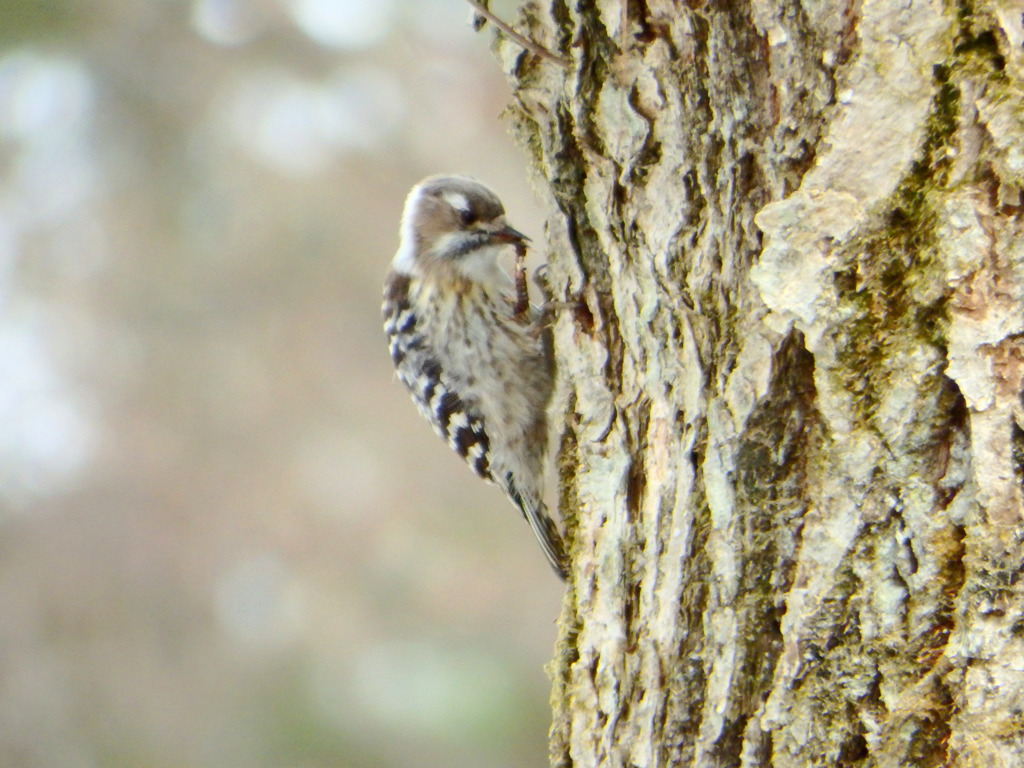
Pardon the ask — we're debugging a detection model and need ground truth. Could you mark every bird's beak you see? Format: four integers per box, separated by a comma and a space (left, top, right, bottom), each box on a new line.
490, 225, 530, 245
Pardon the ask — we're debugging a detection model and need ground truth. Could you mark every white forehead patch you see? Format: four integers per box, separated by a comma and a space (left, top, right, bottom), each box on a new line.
443, 192, 470, 215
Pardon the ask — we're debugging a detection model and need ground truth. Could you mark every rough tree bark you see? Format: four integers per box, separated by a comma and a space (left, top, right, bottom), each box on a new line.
482, 1, 1024, 766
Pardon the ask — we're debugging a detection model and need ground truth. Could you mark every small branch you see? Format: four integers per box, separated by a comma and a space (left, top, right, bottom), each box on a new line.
463, 0, 570, 68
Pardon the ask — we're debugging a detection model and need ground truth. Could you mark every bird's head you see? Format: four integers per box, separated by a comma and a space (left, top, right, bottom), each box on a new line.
392, 175, 529, 284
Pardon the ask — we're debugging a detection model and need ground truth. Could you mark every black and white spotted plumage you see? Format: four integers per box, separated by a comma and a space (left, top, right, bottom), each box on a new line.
384, 275, 491, 479
382, 175, 568, 579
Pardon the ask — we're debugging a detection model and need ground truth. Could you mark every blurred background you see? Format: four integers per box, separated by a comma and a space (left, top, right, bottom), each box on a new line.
0, 1, 564, 766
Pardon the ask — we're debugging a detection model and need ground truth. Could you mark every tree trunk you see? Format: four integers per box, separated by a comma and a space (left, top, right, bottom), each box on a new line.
487, 1, 1024, 765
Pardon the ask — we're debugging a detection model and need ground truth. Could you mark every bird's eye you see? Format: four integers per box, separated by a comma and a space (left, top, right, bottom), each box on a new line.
458, 209, 476, 226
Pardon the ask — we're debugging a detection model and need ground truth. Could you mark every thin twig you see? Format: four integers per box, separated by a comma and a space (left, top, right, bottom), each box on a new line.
463, 0, 570, 67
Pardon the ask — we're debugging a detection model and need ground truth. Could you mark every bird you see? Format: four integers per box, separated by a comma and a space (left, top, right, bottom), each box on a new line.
382, 175, 568, 579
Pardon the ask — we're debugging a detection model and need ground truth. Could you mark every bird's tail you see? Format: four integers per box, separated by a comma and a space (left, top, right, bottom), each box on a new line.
504, 476, 569, 580
526, 501, 569, 580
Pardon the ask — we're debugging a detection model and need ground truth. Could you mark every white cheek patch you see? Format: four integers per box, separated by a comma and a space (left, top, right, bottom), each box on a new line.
443, 192, 470, 217
455, 245, 513, 287
432, 231, 468, 258
428, 234, 508, 287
